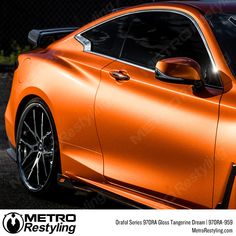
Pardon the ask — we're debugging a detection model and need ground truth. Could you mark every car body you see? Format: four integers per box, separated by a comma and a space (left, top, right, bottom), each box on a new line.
4, 1, 236, 209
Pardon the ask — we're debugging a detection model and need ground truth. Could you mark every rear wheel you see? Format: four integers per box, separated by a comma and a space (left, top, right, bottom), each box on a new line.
16, 98, 60, 194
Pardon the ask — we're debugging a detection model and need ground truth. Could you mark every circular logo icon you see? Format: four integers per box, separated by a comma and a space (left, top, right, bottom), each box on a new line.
2, 212, 24, 234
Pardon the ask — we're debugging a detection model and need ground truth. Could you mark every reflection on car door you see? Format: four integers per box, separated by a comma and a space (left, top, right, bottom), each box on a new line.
95, 11, 222, 208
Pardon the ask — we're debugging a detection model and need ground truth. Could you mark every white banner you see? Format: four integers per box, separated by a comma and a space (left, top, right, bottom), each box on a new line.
0, 210, 235, 236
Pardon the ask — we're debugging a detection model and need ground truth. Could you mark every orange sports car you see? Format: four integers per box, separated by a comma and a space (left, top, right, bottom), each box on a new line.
4, 1, 236, 209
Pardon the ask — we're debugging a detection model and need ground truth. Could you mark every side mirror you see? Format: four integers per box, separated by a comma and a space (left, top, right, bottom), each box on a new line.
155, 57, 202, 85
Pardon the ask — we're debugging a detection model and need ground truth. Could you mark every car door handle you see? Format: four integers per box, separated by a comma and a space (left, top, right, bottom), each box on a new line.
110, 71, 130, 81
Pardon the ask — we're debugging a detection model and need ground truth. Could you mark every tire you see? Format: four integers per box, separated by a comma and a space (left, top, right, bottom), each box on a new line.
16, 97, 60, 195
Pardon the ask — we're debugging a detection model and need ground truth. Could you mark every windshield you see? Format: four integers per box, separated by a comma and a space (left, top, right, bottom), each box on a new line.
206, 13, 236, 76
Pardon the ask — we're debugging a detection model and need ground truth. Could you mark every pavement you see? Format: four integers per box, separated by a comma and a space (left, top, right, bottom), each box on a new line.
0, 72, 132, 209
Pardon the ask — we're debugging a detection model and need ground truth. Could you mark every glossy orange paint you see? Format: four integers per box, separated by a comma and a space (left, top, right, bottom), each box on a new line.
156, 57, 202, 81
4, 2, 236, 208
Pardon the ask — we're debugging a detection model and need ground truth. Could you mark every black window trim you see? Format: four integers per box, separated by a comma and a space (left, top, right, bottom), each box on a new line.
75, 9, 222, 88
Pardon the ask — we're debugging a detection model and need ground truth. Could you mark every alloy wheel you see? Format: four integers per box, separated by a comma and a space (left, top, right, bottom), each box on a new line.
17, 102, 55, 192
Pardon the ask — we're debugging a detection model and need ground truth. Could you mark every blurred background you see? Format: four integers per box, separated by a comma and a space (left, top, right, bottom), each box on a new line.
0, 0, 157, 69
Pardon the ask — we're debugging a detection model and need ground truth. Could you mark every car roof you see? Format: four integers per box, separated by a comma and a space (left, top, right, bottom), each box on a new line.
134, 1, 236, 15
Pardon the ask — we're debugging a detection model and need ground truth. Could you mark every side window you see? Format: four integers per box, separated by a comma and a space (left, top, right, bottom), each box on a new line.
121, 12, 219, 87
81, 15, 131, 58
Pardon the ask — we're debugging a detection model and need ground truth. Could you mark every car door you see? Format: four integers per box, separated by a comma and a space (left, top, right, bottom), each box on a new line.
64, 15, 131, 179
94, 11, 222, 208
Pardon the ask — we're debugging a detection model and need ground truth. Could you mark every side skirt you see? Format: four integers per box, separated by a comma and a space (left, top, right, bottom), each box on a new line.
58, 174, 188, 209
57, 174, 149, 209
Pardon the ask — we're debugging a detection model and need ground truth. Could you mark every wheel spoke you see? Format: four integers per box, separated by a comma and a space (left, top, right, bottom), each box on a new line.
20, 138, 35, 150
36, 161, 40, 185
24, 121, 37, 141
33, 109, 40, 140
27, 152, 40, 180
41, 112, 44, 139
42, 131, 52, 140
41, 153, 48, 176
43, 150, 53, 156
22, 150, 37, 166
23, 157, 37, 173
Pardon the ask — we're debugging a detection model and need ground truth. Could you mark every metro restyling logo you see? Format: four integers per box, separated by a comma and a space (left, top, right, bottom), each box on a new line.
3, 213, 24, 234
2, 212, 76, 234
